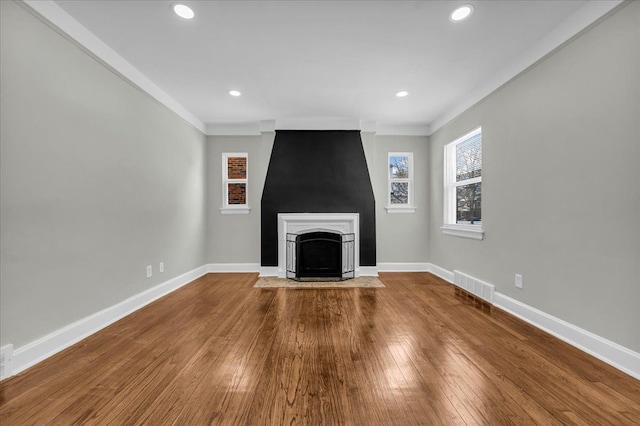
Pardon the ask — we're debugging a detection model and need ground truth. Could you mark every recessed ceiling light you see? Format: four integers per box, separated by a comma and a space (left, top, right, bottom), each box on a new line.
396, 91, 409, 98
173, 4, 194, 20
450, 4, 474, 22
228, 90, 242, 97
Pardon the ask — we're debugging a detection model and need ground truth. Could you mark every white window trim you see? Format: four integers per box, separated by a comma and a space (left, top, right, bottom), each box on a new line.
440, 224, 484, 240
220, 152, 250, 215
386, 152, 416, 214
442, 127, 483, 239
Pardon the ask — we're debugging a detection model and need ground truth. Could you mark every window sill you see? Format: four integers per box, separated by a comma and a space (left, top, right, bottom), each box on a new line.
441, 224, 484, 240
220, 206, 251, 215
386, 205, 416, 214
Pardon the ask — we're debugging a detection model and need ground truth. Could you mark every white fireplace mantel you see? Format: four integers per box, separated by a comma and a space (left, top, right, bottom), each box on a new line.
271, 213, 362, 278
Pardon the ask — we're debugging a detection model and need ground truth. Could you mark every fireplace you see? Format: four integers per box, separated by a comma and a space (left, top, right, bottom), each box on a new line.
260, 130, 377, 272
286, 230, 355, 281
268, 213, 366, 278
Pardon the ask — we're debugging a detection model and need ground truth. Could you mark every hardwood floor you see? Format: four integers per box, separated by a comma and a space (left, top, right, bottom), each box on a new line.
1, 272, 638, 425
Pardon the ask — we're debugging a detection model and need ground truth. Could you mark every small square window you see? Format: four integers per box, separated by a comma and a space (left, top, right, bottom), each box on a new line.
221, 153, 250, 215
387, 153, 415, 213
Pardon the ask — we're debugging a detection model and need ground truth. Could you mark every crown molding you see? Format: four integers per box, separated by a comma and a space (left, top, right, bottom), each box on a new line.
206, 122, 262, 136
428, 0, 624, 135
375, 123, 430, 136
22, 0, 617, 139
259, 120, 277, 133
275, 117, 362, 131
207, 118, 429, 136
22, 0, 206, 134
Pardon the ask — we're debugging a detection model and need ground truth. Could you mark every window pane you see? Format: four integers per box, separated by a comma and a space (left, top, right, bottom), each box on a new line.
227, 183, 246, 205
456, 182, 481, 224
389, 156, 409, 179
227, 157, 247, 179
390, 182, 409, 204
456, 133, 482, 182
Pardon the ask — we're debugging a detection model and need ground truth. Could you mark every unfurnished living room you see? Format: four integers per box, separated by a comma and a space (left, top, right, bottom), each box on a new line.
1, 0, 639, 424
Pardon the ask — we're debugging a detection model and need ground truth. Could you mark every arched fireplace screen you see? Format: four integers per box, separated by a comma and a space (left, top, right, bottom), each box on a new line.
286, 231, 355, 281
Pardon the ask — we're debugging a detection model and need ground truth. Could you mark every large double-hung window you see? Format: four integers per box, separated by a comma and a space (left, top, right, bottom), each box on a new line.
442, 127, 483, 240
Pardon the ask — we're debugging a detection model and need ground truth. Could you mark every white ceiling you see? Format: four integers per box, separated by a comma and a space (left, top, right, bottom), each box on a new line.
31, 1, 620, 134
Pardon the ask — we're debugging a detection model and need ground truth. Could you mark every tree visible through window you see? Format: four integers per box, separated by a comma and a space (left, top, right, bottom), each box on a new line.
388, 153, 413, 208
444, 128, 482, 227
455, 134, 482, 224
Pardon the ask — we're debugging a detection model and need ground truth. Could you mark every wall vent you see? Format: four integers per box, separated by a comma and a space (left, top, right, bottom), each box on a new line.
453, 270, 495, 303
1, 344, 14, 381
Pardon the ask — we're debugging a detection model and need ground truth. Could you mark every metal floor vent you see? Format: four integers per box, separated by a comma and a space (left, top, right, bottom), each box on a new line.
453, 270, 495, 303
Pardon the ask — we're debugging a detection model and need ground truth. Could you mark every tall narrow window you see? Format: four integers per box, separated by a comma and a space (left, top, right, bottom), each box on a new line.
387, 152, 415, 213
221, 153, 249, 214
442, 127, 483, 239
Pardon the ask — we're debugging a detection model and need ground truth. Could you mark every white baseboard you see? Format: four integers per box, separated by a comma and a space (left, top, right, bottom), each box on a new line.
258, 265, 380, 277
8, 265, 208, 380
425, 263, 639, 380
426, 263, 454, 282
259, 267, 279, 277
494, 292, 640, 380
6, 262, 638, 382
358, 266, 379, 276
377, 262, 430, 272
0, 344, 14, 381
207, 263, 260, 273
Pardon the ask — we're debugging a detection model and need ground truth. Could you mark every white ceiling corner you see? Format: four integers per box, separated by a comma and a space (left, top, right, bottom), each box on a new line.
429, 0, 623, 134
22, 0, 206, 134
22, 0, 623, 137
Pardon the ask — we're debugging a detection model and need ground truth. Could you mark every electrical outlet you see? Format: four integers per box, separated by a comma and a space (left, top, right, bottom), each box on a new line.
515, 273, 523, 289
159, 262, 164, 273
146, 265, 152, 278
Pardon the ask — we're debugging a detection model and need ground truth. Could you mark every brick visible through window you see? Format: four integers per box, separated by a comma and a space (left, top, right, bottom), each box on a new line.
228, 183, 246, 204
227, 157, 247, 179
222, 153, 249, 210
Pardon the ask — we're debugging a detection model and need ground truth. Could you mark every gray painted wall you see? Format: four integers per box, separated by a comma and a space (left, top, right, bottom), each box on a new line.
4, 0, 635, 363
205, 132, 430, 265
205, 133, 273, 264
372, 135, 430, 263
1, 1, 206, 348
428, 2, 640, 352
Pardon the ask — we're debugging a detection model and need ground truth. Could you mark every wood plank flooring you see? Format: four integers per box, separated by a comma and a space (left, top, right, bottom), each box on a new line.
1, 272, 639, 425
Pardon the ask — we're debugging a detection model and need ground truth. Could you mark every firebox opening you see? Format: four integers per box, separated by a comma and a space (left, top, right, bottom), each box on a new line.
298, 232, 341, 278
286, 230, 355, 281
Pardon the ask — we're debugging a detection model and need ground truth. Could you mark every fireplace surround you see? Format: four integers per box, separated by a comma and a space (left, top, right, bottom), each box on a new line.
260, 130, 376, 270
272, 213, 361, 278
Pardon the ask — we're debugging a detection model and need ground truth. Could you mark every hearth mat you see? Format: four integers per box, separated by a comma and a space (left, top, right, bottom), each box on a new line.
253, 276, 385, 288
